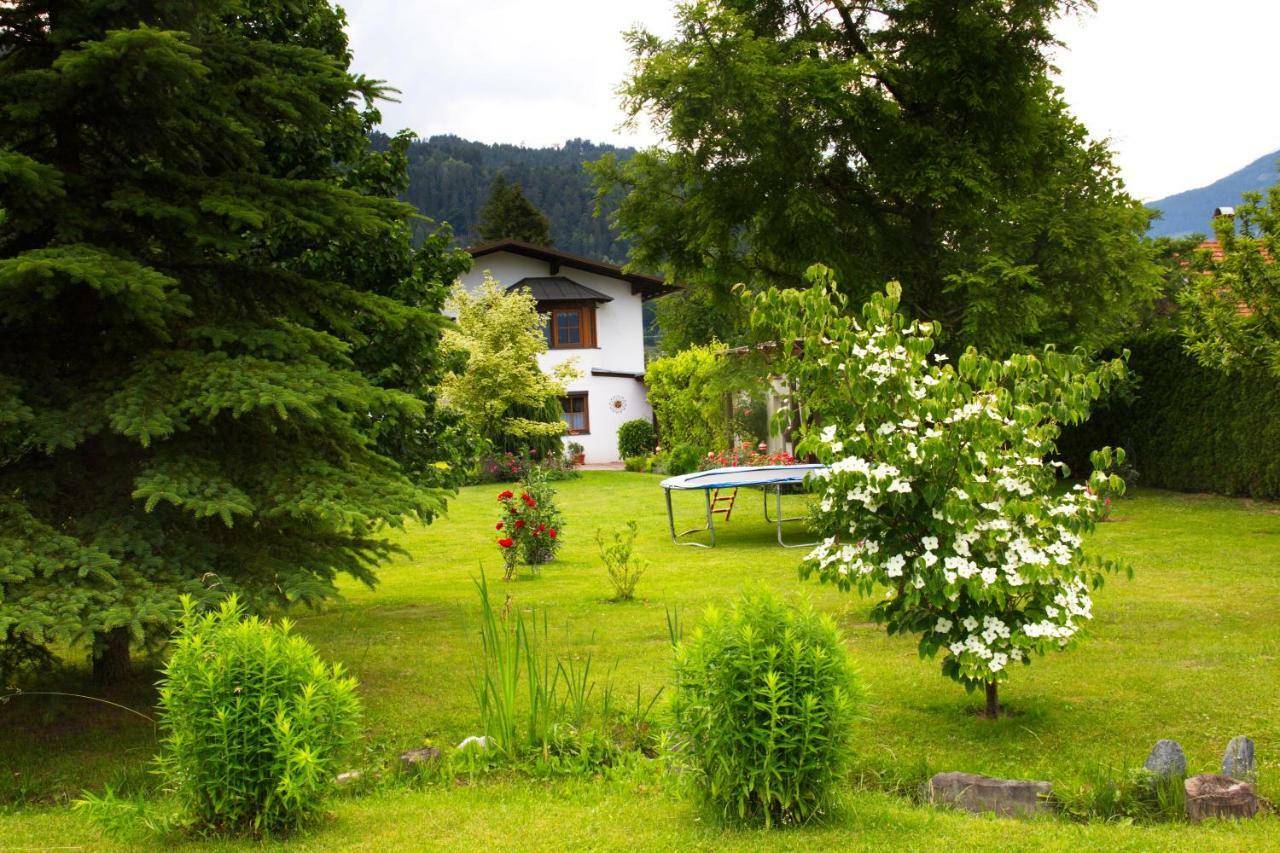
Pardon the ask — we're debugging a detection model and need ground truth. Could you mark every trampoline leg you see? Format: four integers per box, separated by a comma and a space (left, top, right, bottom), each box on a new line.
776, 484, 817, 549
667, 487, 714, 548
706, 488, 716, 547
665, 488, 678, 545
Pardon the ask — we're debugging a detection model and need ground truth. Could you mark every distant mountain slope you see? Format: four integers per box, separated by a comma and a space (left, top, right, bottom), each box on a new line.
1147, 148, 1280, 238
379, 133, 638, 263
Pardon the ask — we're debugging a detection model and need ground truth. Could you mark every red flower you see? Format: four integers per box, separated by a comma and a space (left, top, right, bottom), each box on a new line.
548, 528, 557, 539
497, 490, 514, 500
509, 506, 519, 515
536, 523, 545, 533
495, 522, 504, 531
521, 493, 536, 508
515, 519, 526, 529
497, 537, 514, 548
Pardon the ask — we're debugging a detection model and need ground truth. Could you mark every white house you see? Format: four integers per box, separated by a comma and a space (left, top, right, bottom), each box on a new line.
459, 240, 674, 463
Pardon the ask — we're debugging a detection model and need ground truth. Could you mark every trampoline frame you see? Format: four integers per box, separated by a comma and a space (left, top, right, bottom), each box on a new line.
660, 464, 827, 549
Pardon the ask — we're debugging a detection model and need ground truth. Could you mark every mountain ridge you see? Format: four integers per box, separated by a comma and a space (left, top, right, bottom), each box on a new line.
1146, 147, 1280, 238
389, 133, 1280, 251
380, 133, 638, 262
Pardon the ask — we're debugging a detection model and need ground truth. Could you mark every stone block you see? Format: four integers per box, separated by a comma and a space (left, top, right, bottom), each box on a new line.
1143, 739, 1186, 779
928, 771, 1053, 817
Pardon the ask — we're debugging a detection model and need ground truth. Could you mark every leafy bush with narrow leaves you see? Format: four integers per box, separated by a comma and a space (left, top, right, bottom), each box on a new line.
672, 589, 862, 827
597, 520, 647, 601
155, 596, 361, 836
617, 419, 657, 458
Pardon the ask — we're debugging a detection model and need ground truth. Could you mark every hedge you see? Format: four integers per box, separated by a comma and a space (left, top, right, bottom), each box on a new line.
1058, 334, 1280, 500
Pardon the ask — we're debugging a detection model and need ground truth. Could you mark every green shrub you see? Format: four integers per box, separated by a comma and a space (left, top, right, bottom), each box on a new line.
646, 344, 734, 450
597, 521, 647, 601
623, 455, 653, 473
155, 596, 361, 836
617, 419, 657, 458
663, 442, 704, 476
672, 589, 862, 827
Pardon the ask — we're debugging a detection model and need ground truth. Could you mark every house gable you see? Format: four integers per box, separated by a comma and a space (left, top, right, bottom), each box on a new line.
459, 241, 669, 463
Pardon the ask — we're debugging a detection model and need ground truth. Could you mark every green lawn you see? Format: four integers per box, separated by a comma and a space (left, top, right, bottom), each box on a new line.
2, 472, 1277, 849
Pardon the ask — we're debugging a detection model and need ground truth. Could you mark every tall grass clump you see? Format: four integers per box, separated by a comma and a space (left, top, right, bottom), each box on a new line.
1056, 765, 1187, 823
473, 571, 561, 754
672, 589, 862, 827
153, 596, 361, 836
470, 572, 661, 771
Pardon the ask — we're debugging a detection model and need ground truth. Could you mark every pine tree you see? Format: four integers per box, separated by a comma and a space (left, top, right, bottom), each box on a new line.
0, 0, 468, 681
477, 174, 554, 246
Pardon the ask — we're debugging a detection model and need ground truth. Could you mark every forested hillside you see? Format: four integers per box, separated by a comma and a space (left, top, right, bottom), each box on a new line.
379, 133, 636, 262
1146, 147, 1280, 237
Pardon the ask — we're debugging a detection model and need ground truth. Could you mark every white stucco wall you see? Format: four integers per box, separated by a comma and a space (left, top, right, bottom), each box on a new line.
457, 252, 653, 463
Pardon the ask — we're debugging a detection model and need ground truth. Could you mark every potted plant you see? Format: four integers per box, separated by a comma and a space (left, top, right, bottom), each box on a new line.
566, 441, 585, 466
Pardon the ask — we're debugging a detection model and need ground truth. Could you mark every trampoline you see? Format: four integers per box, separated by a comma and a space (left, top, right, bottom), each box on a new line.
660, 464, 828, 548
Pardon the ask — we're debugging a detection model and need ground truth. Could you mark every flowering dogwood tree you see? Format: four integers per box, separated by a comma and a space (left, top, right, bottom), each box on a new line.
749, 267, 1131, 718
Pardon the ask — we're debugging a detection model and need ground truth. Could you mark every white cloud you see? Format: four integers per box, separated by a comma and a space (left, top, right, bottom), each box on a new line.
1052, 1, 1280, 200
342, 0, 1280, 199
341, 0, 674, 149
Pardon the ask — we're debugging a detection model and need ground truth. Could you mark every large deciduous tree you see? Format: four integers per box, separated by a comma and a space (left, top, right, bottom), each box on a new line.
593, 0, 1160, 354
0, 0, 467, 681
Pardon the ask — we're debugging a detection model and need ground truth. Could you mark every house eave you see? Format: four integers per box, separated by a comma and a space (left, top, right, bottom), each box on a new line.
467, 239, 679, 300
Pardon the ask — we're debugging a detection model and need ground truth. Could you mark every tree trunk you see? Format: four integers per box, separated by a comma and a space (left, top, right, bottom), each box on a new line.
984, 681, 999, 719
92, 627, 131, 685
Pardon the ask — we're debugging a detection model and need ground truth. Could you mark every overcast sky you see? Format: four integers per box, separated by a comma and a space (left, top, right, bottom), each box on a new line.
342, 1, 1280, 202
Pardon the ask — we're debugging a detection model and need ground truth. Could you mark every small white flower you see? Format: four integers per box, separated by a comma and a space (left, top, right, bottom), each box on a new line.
885, 554, 906, 577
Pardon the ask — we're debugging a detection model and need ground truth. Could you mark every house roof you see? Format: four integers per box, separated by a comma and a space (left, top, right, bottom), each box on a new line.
507, 276, 613, 303
1198, 240, 1225, 262
467, 239, 677, 301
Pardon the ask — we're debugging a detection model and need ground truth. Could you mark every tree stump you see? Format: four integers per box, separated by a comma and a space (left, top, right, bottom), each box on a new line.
1184, 773, 1258, 822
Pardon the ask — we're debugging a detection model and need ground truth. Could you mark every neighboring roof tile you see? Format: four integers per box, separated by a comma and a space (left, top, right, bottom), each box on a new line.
1198, 240, 1225, 262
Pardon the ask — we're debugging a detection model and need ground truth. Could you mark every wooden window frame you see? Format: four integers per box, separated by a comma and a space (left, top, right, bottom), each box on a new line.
561, 392, 589, 435
541, 301, 597, 349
